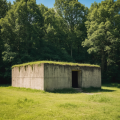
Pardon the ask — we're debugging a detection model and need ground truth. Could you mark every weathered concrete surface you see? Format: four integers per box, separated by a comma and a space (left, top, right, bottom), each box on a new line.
80, 67, 101, 88
44, 64, 101, 91
12, 63, 101, 91
12, 64, 44, 90
44, 64, 71, 91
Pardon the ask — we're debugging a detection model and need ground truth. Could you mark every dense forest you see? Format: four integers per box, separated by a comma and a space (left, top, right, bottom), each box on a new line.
0, 0, 120, 84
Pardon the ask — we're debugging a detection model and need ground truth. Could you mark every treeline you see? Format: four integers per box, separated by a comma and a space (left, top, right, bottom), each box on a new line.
0, 0, 120, 84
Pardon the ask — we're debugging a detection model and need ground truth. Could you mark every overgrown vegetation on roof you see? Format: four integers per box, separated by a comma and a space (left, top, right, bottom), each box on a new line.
12, 61, 100, 68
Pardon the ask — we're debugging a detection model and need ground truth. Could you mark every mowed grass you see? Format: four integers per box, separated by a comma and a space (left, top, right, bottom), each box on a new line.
0, 84, 120, 120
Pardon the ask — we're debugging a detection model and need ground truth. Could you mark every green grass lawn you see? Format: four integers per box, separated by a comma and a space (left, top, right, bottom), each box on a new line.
0, 84, 120, 120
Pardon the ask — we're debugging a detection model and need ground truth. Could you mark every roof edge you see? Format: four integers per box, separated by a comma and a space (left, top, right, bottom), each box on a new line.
11, 61, 100, 68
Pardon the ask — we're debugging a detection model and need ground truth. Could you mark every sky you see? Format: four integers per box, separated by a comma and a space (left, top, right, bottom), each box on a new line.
8, 0, 117, 8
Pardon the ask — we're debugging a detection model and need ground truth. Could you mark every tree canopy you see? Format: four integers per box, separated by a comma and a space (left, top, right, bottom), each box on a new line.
0, 0, 120, 83
82, 0, 120, 81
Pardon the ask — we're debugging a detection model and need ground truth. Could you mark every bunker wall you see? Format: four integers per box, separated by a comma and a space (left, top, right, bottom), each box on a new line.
81, 67, 101, 88
12, 64, 44, 90
44, 64, 71, 91
44, 64, 101, 90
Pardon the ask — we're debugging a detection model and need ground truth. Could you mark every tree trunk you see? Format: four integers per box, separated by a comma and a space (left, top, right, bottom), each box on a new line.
101, 51, 105, 74
78, 46, 79, 54
25, 1, 28, 55
101, 50, 107, 77
71, 46, 72, 57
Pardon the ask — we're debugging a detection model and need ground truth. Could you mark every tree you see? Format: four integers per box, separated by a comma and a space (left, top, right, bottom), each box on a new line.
82, 0, 120, 81
0, 0, 8, 19
0, 0, 44, 55
0, 0, 9, 51
54, 0, 88, 57
38, 4, 67, 48
0, 0, 10, 83
0, 0, 44, 83
37, 4, 73, 61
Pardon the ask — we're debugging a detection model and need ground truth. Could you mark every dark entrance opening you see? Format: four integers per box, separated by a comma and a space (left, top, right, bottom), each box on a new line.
72, 71, 78, 88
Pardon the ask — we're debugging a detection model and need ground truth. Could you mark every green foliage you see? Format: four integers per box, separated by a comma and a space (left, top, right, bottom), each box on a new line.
0, 0, 8, 19
0, 0, 120, 83
82, 0, 120, 82
2, 44, 17, 62
54, 0, 89, 57
0, 0, 11, 84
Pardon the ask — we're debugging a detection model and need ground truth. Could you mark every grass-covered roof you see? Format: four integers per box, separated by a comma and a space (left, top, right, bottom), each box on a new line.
12, 61, 100, 68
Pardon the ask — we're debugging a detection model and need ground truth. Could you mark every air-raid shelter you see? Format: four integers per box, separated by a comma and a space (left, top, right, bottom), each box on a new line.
12, 61, 101, 91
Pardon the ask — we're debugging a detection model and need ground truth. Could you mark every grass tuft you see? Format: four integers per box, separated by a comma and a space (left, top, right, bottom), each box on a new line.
16, 98, 34, 108
7, 86, 46, 93
88, 94, 111, 103
19, 67, 20, 72
59, 103, 78, 108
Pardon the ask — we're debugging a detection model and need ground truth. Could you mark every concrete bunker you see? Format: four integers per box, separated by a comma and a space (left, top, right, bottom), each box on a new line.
12, 61, 101, 91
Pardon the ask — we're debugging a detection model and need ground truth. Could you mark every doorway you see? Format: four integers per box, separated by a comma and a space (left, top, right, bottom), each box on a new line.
72, 71, 78, 88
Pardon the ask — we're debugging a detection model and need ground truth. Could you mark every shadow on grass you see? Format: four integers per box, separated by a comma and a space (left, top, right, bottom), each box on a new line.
47, 87, 115, 94
47, 88, 79, 94
0, 84, 11, 87
102, 83, 120, 88
82, 87, 115, 93
0, 84, 116, 93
